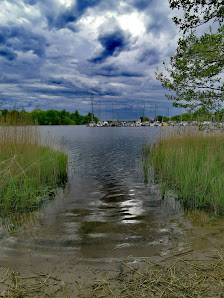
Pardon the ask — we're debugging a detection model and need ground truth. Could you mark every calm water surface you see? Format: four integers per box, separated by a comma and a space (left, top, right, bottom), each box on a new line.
0, 126, 219, 269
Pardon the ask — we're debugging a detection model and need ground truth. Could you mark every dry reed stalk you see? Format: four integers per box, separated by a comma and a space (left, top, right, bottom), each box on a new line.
0, 267, 67, 297
79, 252, 224, 297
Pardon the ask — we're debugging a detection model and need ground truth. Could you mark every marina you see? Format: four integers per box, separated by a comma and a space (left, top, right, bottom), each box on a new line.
87, 120, 217, 127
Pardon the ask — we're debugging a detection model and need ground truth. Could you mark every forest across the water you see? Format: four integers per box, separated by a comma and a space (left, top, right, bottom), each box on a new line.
0, 109, 99, 125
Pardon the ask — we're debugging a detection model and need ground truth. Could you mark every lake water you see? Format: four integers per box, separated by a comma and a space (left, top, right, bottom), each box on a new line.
1, 126, 224, 278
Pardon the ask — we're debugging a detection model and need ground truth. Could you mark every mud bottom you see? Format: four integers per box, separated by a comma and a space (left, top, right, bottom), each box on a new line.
1, 249, 224, 297
82, 250, 224, 297
0, 267, 67, 297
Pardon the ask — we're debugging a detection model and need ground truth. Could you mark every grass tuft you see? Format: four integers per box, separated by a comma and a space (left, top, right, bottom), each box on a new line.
0, 126, 68, 215
147, 129, 224, 214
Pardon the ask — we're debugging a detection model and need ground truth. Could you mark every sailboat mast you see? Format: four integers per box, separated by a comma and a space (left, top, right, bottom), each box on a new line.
112, 102, 113, 122
98, 99, 101, 121
91, 94, 93, 122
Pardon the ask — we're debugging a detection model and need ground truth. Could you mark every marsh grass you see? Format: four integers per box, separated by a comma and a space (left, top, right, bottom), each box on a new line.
148, 129, 224, 214
0, 111, 34, 126
0, 126, 67, 215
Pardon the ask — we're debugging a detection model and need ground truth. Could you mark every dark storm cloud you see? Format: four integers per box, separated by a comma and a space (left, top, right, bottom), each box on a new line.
31, 88, 90, 96
0, 0, 180, 116
45, 77, 83, 91
18, 78, 119, 99
89, 29, 131, 63
142, 0, 176, 37
46, 10, 77, 29
76, 0, 102, 12
0, 75, 19, 84
49, 79, 63, 85
121, 71, 143, 77
22, 0, 122, 31
0, 47, 17, 61
45, 0, 103, 30
91, 65, 144, 77
147, 17, 173, 36
131, 0, 152, 11
23, 0, 39, 4
90, 88, 119, 97
0, 25, 48, 58
138, 49, 160, 65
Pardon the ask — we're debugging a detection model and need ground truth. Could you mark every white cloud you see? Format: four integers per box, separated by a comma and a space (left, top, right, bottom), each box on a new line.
0, 0, 182, 116
118, 12, 145, 36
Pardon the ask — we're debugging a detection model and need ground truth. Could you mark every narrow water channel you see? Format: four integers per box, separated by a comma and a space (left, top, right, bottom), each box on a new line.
1, 126, 224, 277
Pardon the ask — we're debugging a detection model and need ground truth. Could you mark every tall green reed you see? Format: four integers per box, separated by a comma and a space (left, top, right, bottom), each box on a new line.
0, 126, 67, 215
148, 129, 224, 214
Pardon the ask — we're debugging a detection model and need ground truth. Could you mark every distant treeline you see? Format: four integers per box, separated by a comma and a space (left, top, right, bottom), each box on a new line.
0, 109, 98, 125
169, 108, 224, 122
141, 108, 224, 123
1, 107, 223, 126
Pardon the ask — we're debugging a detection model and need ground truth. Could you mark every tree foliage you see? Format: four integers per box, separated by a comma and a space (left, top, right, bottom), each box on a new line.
156, 26, 224, 111
156, 1, 224, 112
0, 108, 98, 125
169, 0, 224, 32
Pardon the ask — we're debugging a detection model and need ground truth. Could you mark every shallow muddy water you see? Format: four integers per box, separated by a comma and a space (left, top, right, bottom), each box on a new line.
1, 126, 224, 294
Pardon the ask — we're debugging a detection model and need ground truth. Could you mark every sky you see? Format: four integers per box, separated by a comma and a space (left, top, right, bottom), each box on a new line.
0, 0, 182, 120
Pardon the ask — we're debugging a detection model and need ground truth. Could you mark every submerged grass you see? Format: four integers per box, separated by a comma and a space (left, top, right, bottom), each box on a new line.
147, 129, 224, 214
0, 126, 67, 215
